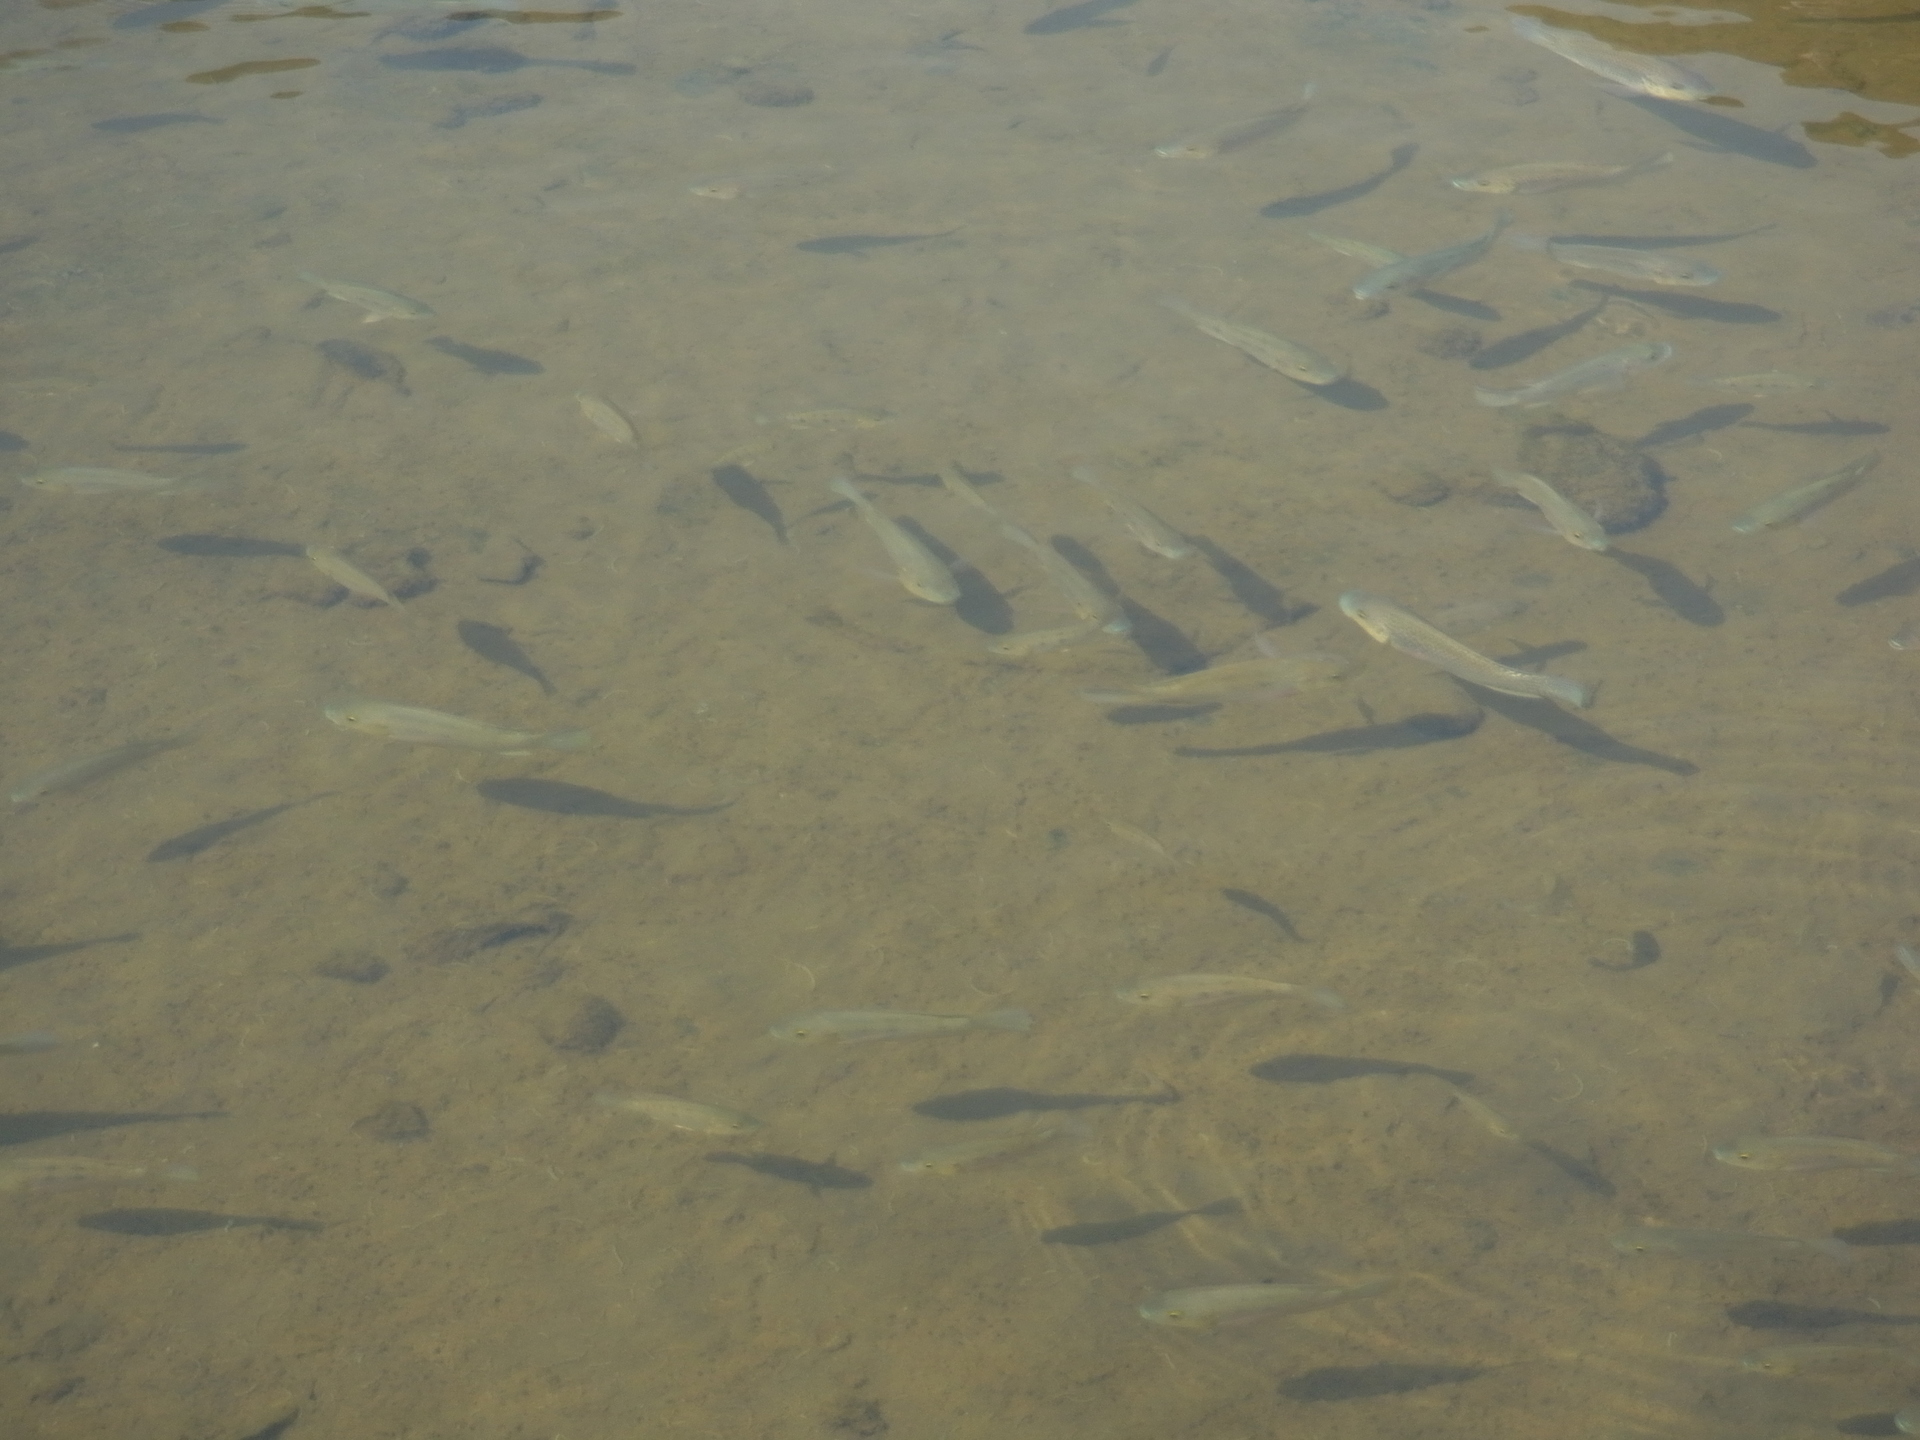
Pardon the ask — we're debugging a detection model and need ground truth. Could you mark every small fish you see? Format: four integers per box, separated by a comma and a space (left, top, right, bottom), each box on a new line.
794, 229, 957, 256
986, 622, 1104, 657
1742, 1344, 1920, 1377
305, 546, 399, 606
1731, 453, 1878, 533
1449, 152, 1673, 195
1352, 212, 1510, 300
1154, 85, 1314, 159
0, 1156, 153, 1192
1041, 1199, 1239, 1247
297, 270, 434, 322
762, 408, 892, 430
1116, 974, 1345, 1010
1160, 296, 1343, 386
1713, 1134, 1920, 1173
21, 467, 201, 494
1071, 467, 1191, 558
0, 1031, 59, 1054
593, 1091, 762, 1136
1510, 15, 1716, 103
1447, 1087, 1522, 1141
768, 1008, 1032, 1043
1473, 341, 1673, 408
575, 393, 636, 444
11, 734, 193, 803
323, 698, 589, 753
827, 476, 960, 604
1140, 1277, 1390, 1329
1700, 371, 1826, 395
1339, 591, 1593, 708
1612, 1227, 1853, 1262
78, 1207, 320, 1235
999, 522, 1128, 634
434, 91, 541, 129
1024, 0, 1136, 34
1307, 231, 1404, 268
1510, 235, 1720, 286
1079, 653, 1349, 706
897, 1123, 1065, 1175
1493, 470, 1610, 551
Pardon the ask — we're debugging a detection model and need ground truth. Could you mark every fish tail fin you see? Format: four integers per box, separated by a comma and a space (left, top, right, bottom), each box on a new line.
539, 729, 592, 752
978, 1008, 1034, 1033
1544, 676, 1595, 709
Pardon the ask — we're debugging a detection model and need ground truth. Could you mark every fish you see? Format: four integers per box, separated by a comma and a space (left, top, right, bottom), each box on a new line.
1492, 470, 1611, 551
1730, 453, 1878, 533
1116, 974, 1346, 1010
1139, 1277, 1390, 1329
1611, 1227, 1853, 1262
0, 1156, 155, 1192
1159, 296, 1343, 385
1041, 1199, 1240, 1247
768, 1008, 1032, 1043
1510, 234, 1721, 286
322, 699, 589, 753
999, 522, 1128, 634
1447, 1087, 1522, 1141
1154, 86, 1313, 159
456, 620, 554, 694
1339, 591, 1593, 708
1510, 15, 1716, 103
434, 91, 541, 129
574, 393, 636, 444
827, 476, 961, 603
897, 1123, 1066, 1175
1024, 0, 1136, 34
11, 735, 194, 803
986, 622, 1104, 657
1079, 653, 1350, 706
1742, 1344, 1920, 1376
1307, 231, 1404, 268
0, 1031, 59, 1054
305, 546, 398, 606
592, 1091, 762, 1135
1071, 467, 1192, 559
296, 271, 434, 322
1700, 371, 1825, 395
763, 408, 892, 430
1472, 341, 1673, 407
1449, 152, 1673, 195
78, 1208, 321, 1235
794, 229, 958, 256
1713, 1134, 1920, 1172
1352, 212, 1511, 300
21, 467, 202, 494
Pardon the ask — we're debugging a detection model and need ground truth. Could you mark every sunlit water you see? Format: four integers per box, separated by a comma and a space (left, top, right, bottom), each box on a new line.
5, 0, 1920, 1434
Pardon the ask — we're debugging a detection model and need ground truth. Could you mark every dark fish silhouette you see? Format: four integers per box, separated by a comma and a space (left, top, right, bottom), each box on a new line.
380, 47, 634, 75
706, 1152, 872, 1191
146, 797, 325, 862
0, 1106, 219, 1148
1220, 888, 1303, 941
710, 465, 787, 543
475, 778, 732, 818
116, 442, 245, 455
78, 1208, 321, 1236
1024, 0, 1136, 33
1591, 929, 1661, 971
1728, 1300, 1920, 1330
426, 337, 542, 375
1250, 1054, 1473, 1086
1041, 1198, 1238, 1247
435, 92, 542, 129
1833, 1220, 1920, 1247
457, 620, 553, 693
794, 229, 958, 255
1281, 1364, 1485, 1401
0, 933, 138, 975
409, 907, 571, 965
157, 534, 302, 558
912, 1085, 1178, 1121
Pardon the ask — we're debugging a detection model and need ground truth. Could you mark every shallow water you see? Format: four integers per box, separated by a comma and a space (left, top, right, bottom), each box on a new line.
5, 0, 1920, 1435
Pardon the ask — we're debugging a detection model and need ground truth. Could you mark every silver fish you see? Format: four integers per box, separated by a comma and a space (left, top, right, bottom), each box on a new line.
592, 1092, 762, 1135
575, 393, 636, 444
828, 476, 961, 604
1306, 231, 1403, 268
1352, 212, 1511, 300
1611, 1227, 1852, 1262
10, 734, 193, 803
305, 546, 399, 606
297, 270, 434, 322
1510, 15, 1716, 103
1712, 1134, 1919, 1173
998, 520, 1128, 634
1154, 85, 1314, 159
1473, 341, 1673, 408
1339, 591, 1593, 708
898, 1123, 1065, 1174
1493, 470, 1610, 551
1731, 453, 1878, 533
21, 467, 203, 494
1117, 974, 1345, 1010
1743, 1345, 1920, 1377
768, 1008, 1032, 1043
1514, 235, 1721, 286
1071, 468, 1192, 559
1140, 1277, 1390, 1329
323, 698, 589, 753
1160, 296, 1343, 385
1700, 370, 1825, 396
1449, 152, 1672, 195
